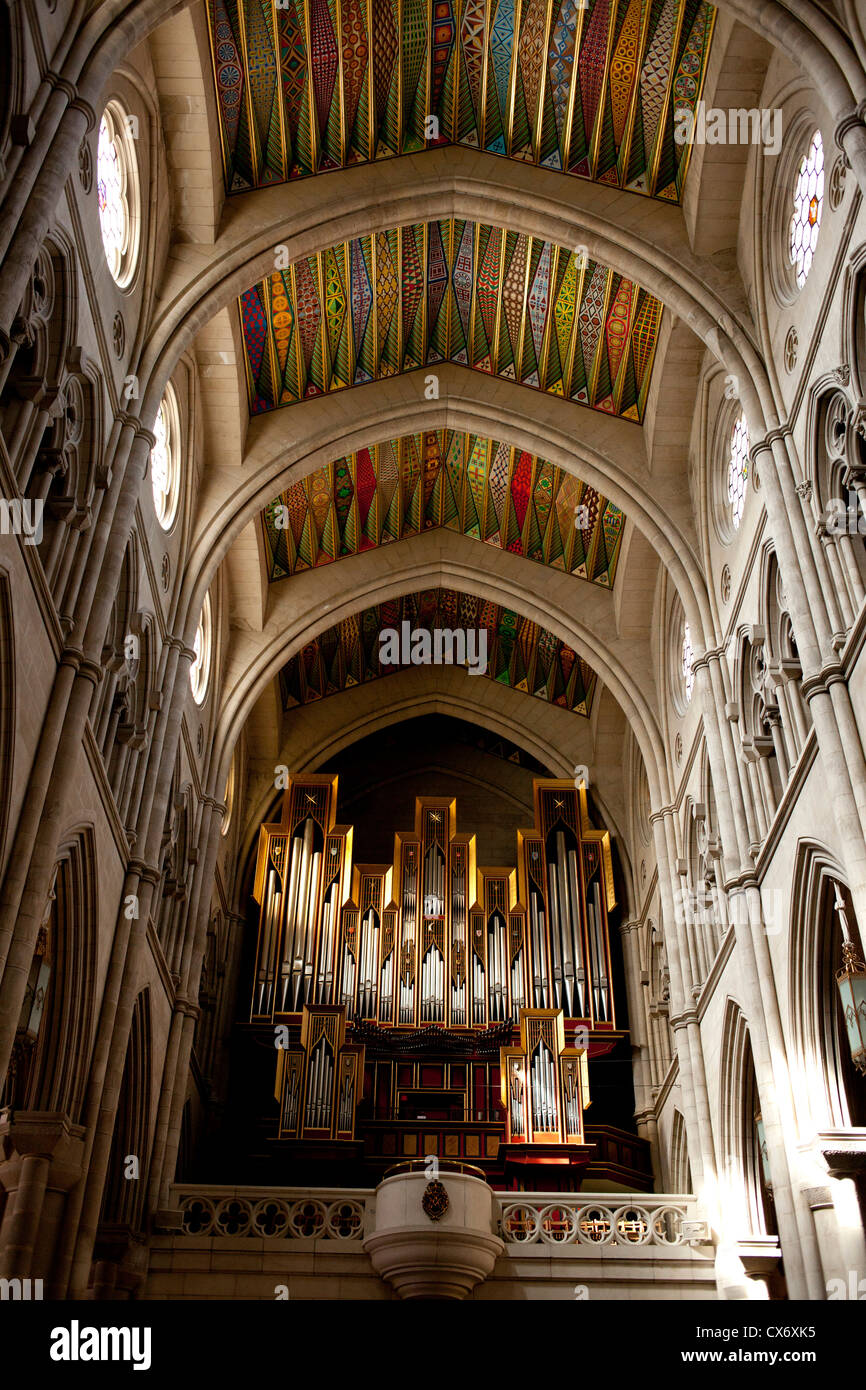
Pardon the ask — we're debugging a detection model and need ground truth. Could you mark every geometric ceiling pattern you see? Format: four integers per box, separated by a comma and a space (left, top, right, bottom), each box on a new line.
279, 587, 598, 715
262, 429, 625, 586
240, 219, 663, 419
208, 0, 715, 201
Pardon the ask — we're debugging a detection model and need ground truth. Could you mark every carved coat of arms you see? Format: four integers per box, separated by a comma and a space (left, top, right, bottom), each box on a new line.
421, 1179, 449, 1222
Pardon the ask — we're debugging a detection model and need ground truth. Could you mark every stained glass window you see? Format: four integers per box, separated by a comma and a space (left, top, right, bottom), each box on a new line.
190, 594, 212, 705
96, 103, 139, 289
728, 413, 750, 529
682, 622, 695, 704
151, 386, 180, 530
789, 130, 824, 289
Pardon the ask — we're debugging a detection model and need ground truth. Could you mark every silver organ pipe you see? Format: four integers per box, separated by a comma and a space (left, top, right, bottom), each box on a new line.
305, 1043, 320, 1127
555, 835, 573, 1016
379, 940, 393, 1020
338, 1072, 353, 1131
546, 862, 563, 1009
587, 879, 609, 1021
510, 937, 525, 1021
421, 943, 444, 1022
548, 1046, 559, 1129
423, 846, 445, 917
564, 1064, 580, 1134
399, 854, 418, 1023
567, 848, 587, 1017
530, 1043, 558, 1132
531, 1047, 543, 1130
256, 867, 277, 1014
341, 923, 356, 1015
320, 1050, 332, 1128
306, 1039, 333, 1129
299, 849, 320, 1006
529, 891, 549, 1008
472, 937, 485, 1024
486, 912, 508, 1021
278, 844, 302, 1010
282, 1064, 299, 1132
450, 862, 466, 1024
509, 1063, 524, 1137
281, 818, 316, 1010
546, 833, 588, 1019
315, 887, 336, 1003
356, 908, 379, 1019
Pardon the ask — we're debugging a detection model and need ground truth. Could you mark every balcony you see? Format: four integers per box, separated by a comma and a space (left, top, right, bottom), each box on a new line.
144, 1185, 717, 1300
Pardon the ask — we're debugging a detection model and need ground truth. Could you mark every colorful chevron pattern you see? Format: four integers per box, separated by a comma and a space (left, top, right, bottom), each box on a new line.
240, 219, 663, 420
262, 430, 625, 586
279, 586, 598, 714
208, 0, 715, 201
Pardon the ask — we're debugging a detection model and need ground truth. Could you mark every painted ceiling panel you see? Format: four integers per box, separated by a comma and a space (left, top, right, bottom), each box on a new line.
279, 585, 598, 714
208, 0, 715, 201
240, 219, 663, 420
262, 429, 625, 586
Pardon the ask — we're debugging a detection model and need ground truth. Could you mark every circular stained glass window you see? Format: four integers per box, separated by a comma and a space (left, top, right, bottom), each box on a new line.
190, 593, 212, 706
682, 622, 695, 705
789, 129, 824, 290
97, 101, 141, 290
728, 413, 750, 530
150, 383, 181, 530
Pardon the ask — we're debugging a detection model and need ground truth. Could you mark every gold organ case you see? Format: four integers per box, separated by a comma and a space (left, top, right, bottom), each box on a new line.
247, 774, 647, 1190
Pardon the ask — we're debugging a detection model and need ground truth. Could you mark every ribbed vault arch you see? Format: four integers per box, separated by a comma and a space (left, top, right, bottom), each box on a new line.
183, 370, 712, 658
140, 153, 770, 428
212, 534, 670, 810
234, 670, 630, 914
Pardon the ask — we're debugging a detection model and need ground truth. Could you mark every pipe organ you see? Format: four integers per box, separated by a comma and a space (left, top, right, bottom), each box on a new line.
249, 775, 628, 1188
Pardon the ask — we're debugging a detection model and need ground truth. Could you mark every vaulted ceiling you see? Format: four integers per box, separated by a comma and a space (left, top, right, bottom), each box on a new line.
261, 429, 625, 586
279, 586, 599, 714
193, 0, 731, 800
207, 0, 715, 200
240, 220, 663, 418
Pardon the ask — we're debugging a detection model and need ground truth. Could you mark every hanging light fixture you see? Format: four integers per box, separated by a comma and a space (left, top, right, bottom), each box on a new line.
833, 882, 866, 1075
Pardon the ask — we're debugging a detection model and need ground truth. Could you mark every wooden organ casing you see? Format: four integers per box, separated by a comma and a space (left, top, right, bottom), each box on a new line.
248, 775, 632, 1188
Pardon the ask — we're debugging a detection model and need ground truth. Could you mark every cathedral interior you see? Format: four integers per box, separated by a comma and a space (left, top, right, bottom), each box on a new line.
1, 0, 866, 1308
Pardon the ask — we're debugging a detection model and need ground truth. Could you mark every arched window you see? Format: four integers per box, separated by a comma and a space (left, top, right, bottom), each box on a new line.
721, 1004, 778, 1244
150, 383, 181, 530
97, 101, 141, 289
221, 751, 236, 837
190, 593, 212, 705
762, 551, 810, 768
670, 1110, 693, 1193
812, 390, 866, 628
743, 1045, 777, 1239
739, 631, 784, 840
727, 413, 750, 530
1, 836, 97, 1121
681, 621, 694, 704
789, 129, 824, 290
100, 991, 151, 1231
685, 781, 726, 988
820, 878, 866, 1129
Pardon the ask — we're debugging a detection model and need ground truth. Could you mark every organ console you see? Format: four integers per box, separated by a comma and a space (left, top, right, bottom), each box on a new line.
248, 774, 640, 1190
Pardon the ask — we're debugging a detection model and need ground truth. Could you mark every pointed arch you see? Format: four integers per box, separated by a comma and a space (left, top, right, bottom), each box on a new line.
669, 1109, 693, 1194
789, 840, 866, 1132
719, 998, 776, 1237
19, 828, 98, 1121
100, 989, 152, 1230
0, 570, 14, 876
